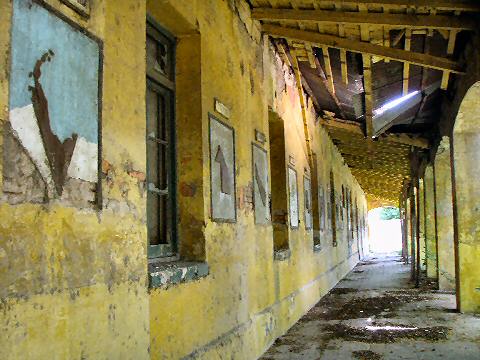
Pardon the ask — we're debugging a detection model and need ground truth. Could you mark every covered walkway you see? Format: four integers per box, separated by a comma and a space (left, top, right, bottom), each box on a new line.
2, 1, 480, 359
262, 254, 480, 360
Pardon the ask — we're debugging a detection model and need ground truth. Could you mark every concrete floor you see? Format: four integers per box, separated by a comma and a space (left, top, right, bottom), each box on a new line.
261, 254, 480, 360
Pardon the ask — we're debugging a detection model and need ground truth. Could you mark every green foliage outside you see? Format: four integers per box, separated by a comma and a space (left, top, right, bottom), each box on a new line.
380, 207, 400, 220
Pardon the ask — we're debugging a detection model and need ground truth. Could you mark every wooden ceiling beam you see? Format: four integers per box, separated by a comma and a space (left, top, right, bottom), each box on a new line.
382, 133, 430, 148
252, 9, 476, 30
263, 24, 464, 74
321, 119, 429, 148
297, 1, 480, 12
319, 118, 364, 135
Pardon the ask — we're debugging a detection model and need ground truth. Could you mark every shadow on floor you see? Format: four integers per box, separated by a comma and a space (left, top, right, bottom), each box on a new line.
261, 253, 480, 360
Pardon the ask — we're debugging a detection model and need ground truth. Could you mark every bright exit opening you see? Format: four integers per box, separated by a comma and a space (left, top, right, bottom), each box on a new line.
367, 207, 402, 254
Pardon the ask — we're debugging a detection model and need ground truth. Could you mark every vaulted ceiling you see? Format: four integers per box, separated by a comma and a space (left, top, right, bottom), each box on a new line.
251, 0, 480, 205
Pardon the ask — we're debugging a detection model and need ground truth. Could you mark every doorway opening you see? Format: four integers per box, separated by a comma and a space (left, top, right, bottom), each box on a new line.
367, 207, 402, 255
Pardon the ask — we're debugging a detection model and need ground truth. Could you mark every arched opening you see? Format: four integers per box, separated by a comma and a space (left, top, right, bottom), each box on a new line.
367, 206, 402, 255
452, 81, 480, 313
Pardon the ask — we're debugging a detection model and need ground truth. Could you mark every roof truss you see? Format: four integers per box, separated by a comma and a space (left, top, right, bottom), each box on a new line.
263, 24, 464, 74
252, 8, 476, 30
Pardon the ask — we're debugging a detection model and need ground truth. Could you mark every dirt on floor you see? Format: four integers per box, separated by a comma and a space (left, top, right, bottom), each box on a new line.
301, 290, 430, 322
352, 350, 383, 360
324, 323, 450, 343
260, 254, 480, 360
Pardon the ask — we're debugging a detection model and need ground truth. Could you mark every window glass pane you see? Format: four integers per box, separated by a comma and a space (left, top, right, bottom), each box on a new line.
146, 88, 159, 245
146, 25, 174, 81
158, 194, 168, 244
146, 20, 176, 255
146, 35, 157, 75
146, 88, 159, 186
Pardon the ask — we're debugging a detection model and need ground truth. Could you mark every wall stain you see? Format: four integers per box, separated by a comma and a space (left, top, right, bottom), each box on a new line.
29, 50, 77, 197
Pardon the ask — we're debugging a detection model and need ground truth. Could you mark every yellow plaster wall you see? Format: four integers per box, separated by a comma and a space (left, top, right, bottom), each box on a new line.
452, 82, 480, 313
434, 137, 456, 291
1, 0, 150, 358
1, 0, 368, 358
147, 1, 366, 359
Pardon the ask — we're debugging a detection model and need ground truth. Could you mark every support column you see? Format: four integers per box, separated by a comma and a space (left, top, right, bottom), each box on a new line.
415, 183, 421, 286
434, 137, 456, 292
409, 191, 417, 280
452, 128, 480, 313
401, 204, 408, 261
405, 197, 411, 264
424, 165, 438, 280
419, 179, 426, 271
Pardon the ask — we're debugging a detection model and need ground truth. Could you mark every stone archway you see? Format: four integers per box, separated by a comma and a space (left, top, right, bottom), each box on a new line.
452, 81, 480, 313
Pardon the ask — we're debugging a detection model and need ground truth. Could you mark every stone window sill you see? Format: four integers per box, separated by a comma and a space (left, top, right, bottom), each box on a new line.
313, 244, 322, 252
149, 260, 209, 289
274, 249, 291, 261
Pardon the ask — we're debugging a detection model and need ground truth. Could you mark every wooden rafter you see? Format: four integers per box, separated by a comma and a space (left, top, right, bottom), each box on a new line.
304, 43, 317, 69
440, 29, 458, 90
403, 28, 412, 95
262, 25, 464, 74
313, 56, 347, 119
320, 118, 430, 148
340, 50, 348, 84
447, 29, 458, 54
321, 46, 335, 94
252, 8, 476, 30
363, 55, 374, 137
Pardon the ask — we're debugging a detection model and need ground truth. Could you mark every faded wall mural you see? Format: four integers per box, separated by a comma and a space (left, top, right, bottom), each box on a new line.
288, 166, 299, 229
319, 185, 326, 231
4, 0, 100, 207
252, 143, 270, 225
303, 175, 312, 230
209, 115, 236, 222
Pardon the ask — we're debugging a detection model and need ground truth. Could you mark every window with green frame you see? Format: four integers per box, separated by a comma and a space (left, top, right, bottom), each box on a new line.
146, 19, 177, 259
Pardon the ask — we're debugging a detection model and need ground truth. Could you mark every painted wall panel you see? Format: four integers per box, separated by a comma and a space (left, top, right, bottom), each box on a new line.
253, 143, 270, 225
304, 175, 313, 230
288, 167, 299, 228
6, 0, 100, 205
209, 115, 236, 222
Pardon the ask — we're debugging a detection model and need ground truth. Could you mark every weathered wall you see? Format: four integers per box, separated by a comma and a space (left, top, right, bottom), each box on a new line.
1, 0, 368, 358
145, 1, 366, 359
437, 33, 480, 312
1, 0, 150, 358
434, 137, 456, 291
452, 81, 480, 313
150, 0, 366, 359
423, 165, 438, 280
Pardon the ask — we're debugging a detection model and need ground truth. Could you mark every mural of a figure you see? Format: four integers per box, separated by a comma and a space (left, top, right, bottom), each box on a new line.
29, 50, 78, 196
4, 0, 101, 207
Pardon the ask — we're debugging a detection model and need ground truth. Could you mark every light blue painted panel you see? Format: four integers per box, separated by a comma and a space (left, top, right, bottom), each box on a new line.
10, 0, 100, 143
